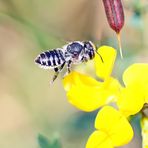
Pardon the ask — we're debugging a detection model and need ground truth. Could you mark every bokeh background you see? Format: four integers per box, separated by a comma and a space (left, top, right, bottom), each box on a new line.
0, 0, 148, 148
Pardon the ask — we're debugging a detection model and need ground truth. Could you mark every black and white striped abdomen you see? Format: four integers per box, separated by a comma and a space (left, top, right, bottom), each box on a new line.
35, 49, 65, 69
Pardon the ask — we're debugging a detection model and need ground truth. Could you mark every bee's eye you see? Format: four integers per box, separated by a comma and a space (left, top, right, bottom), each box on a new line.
84, 42, 93, 49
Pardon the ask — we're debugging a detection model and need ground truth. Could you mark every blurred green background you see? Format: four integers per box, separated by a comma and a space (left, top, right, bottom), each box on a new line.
0, 0, 148, 148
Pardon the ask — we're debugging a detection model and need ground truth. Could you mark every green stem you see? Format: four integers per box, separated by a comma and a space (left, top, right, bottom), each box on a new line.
141, 104, 148, 148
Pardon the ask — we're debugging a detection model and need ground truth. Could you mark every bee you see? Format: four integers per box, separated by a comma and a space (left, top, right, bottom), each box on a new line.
35, 41, 103, 84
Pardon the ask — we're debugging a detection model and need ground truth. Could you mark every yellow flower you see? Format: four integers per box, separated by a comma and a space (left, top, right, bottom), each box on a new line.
86, 106, 133, 148
63, 46, 121, 112
62, 43, 148, 148
62, 45, 148, 148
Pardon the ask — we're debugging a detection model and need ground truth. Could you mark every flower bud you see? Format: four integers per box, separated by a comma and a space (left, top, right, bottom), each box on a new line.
102, 0, 125, 33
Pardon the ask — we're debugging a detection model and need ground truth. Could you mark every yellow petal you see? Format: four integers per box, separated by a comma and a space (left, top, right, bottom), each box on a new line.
65, 76, 120, 112
63, 72, 105, 111
63, 71, 99, 91
117, 84, 145, 117
95, 106, 133, 147
123, 63, 148, 85
102, 77, 122, 101
67, 84, 108, 112
86, 131, 113, 148
94, 46, 117, 80
63, 72, 121, 112
123, 63, 148, 102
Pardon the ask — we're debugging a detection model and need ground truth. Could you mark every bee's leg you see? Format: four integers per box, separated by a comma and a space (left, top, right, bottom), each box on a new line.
67, 60, 72, 73
50, 62, 65, 84
63, 61, 72, 77
50, 67, 59, 84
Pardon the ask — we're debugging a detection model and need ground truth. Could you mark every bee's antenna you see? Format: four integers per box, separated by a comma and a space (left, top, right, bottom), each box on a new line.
95, 45, 104, 63
96, 51, 104, 63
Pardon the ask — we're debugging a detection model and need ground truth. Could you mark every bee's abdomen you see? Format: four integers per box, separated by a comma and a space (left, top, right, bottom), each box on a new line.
35, 49, 65, 68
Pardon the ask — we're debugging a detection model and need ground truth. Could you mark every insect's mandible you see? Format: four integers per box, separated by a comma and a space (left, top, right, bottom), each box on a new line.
35, 41, 103, 84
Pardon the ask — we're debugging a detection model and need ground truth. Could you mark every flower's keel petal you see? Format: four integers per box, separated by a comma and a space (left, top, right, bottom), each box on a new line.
95, 106, 133, 147
94, 46, 117, 80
